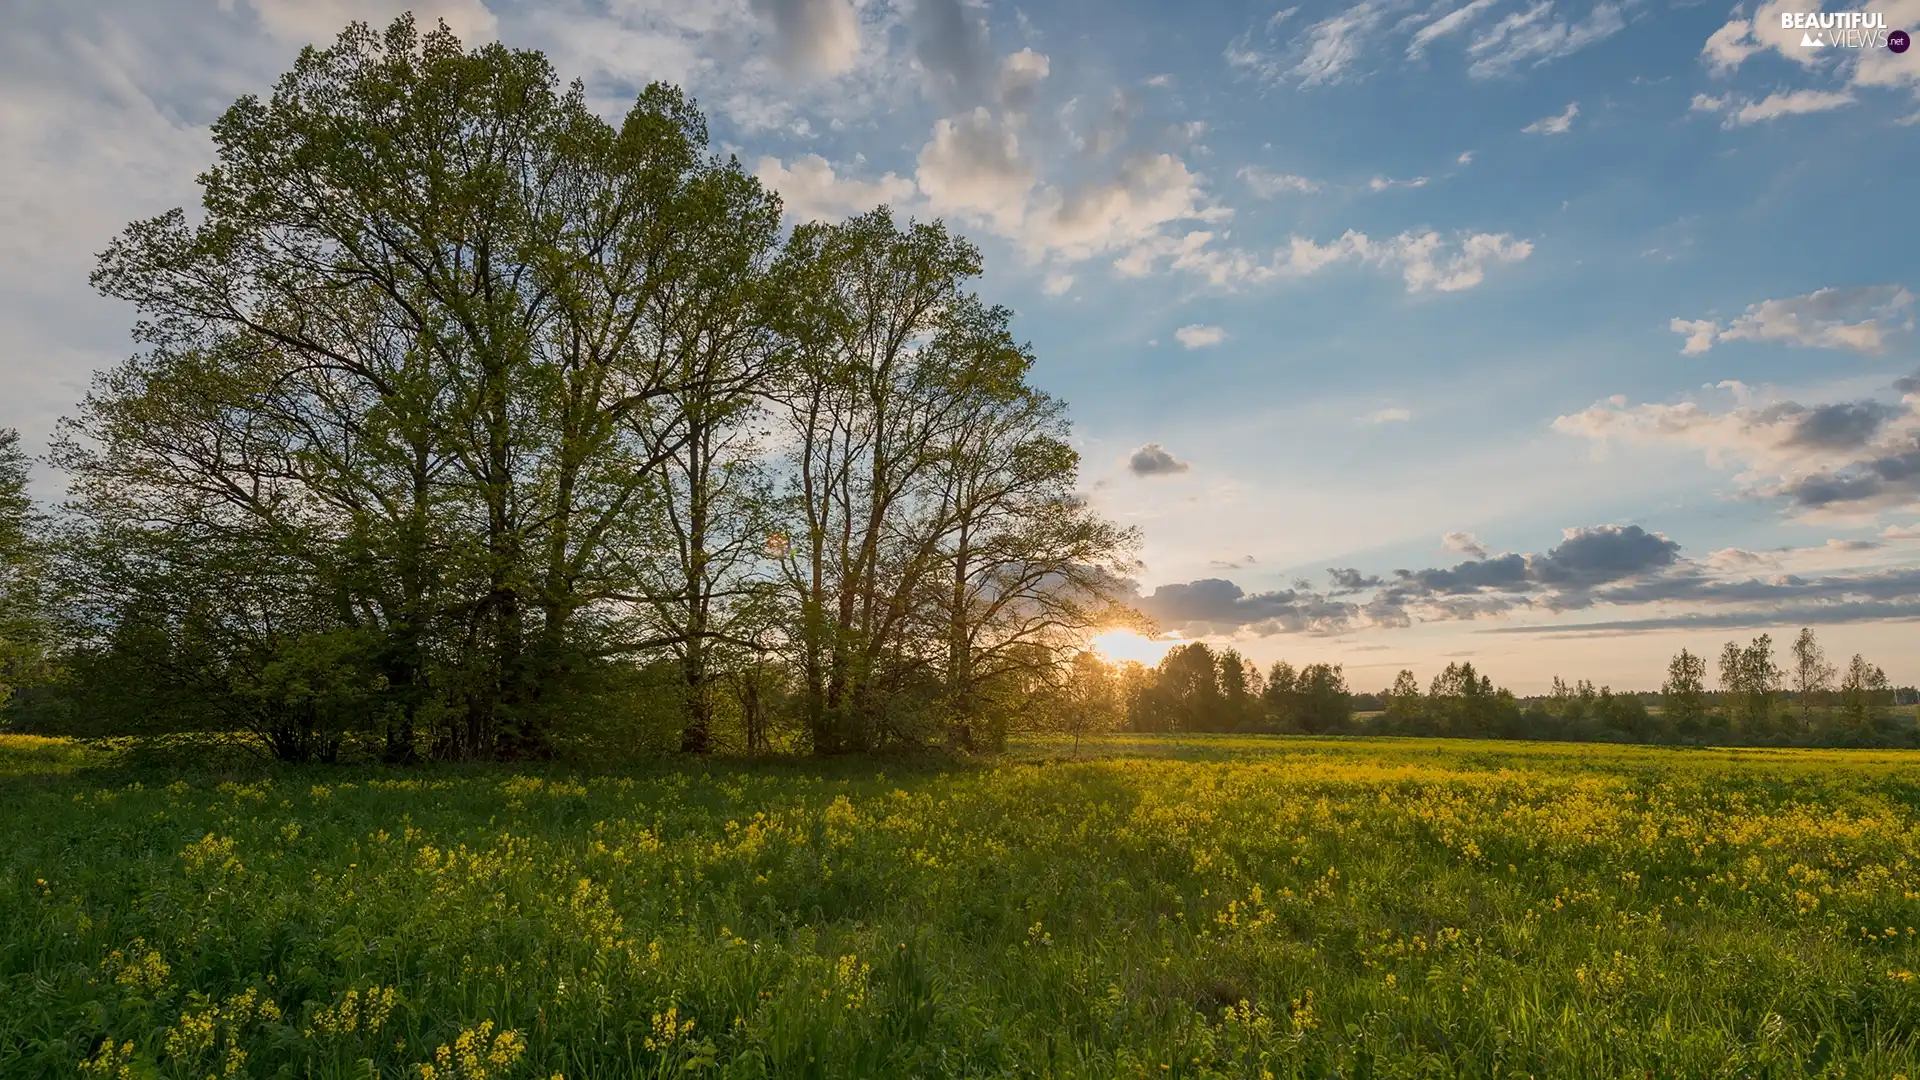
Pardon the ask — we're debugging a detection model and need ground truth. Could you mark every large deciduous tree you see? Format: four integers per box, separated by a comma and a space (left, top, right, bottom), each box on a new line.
61, 18, 783, 759
772, 209, 1133, 753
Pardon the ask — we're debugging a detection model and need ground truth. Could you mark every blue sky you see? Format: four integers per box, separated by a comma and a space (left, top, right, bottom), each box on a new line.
2, 0, 1918, 691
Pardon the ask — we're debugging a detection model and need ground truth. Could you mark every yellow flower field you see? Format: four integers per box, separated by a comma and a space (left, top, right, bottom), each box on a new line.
5, 733, 1920, 1078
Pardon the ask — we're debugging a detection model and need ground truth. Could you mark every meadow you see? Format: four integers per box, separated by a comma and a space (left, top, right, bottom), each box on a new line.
5, 734, 1920, 1079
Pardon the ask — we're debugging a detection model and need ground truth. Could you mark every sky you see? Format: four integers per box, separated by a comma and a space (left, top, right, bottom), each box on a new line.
2, 0, 1918, 692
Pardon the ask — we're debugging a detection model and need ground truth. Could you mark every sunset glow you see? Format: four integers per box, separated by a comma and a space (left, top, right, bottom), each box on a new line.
1089, 630, 1178, 667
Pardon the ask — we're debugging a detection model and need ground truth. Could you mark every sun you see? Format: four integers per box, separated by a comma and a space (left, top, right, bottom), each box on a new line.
1088, 629, 1179, 666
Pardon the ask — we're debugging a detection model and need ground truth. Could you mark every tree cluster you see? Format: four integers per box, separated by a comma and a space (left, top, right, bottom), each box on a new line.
4, 19, 1135, 761
1116, 643, 1353, 735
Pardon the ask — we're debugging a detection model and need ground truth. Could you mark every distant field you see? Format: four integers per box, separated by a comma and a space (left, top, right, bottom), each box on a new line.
6, 733, 1920, 1078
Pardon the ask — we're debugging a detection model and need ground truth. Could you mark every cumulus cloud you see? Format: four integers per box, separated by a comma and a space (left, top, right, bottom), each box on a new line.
1555, 371, 1920, 517
1700, 0, 1832, 74
1852, 0, 1920, 95
1698, 0, 1920, 115
749, 0, 859, 78
1121, 228, 1533, 292
1364, 406, 1412, 423
1128, 443, 1192, 477
1522, 101, 1579, 134
756, 154, 914, 222
1443, 531, 1490, 558
1175, 324, 1226, 349
1670, 286, 1914, 355
915, 107, 1036, 234
913, 104, 1228, 268
997, 47, 1050, 112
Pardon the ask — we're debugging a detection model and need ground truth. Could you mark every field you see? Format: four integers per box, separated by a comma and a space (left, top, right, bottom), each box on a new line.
5, 735, 1920, 1079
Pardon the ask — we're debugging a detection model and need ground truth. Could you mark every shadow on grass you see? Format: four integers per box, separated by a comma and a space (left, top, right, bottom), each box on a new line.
0, 729, 993, 798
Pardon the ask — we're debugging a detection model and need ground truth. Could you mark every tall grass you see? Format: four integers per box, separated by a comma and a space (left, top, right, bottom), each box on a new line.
4, 733, 1919, 1078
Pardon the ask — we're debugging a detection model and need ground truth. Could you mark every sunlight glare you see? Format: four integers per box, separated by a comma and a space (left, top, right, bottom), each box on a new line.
1089, 629, 1178, 666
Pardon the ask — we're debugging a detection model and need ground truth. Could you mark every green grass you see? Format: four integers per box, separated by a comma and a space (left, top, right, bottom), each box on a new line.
5, 732, 1920, 1078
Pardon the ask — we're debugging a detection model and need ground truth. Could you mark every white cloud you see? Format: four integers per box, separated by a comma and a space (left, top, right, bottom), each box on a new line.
1669, 318, 1721, 356
1466, 1, 1626, 78
1522, 100, 1579, 134
997, 47, 1050, 111
1406, 0, 1500, 59
1700, 0, 1829, 74
1553, 376, 1920, 519
1364, 406, 1413, 423
1689, 87, 1857, 126
530, 0, 913, 136
1290, 3, 1390, 85
1041, 271, 1075, 296
1670, 286, 1914, 355
1368, 174, 1430, 191
1852, 0, 1920, 93
1227, 2, 1388, 87
1023, 154, 1226, 262
1443, 531, 1490, 558
1390, 230, 1535, 291
1239, 166, 1322, 196
1457, 150, 1474, 164
1732, 89, 1856, 125
1120, 227, 1533, 293
915, 107, 1037, 235
1176, 323, 1227, 348
912, 103, 1228, 268
756, 154, 914, 222
1699, 0, 1920, 108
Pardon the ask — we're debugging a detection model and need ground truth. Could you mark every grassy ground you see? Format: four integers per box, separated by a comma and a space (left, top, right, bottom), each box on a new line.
5, 732, 1920, 1079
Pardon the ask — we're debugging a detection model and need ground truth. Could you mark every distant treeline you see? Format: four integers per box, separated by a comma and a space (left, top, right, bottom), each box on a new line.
1110, 631, 1918, 747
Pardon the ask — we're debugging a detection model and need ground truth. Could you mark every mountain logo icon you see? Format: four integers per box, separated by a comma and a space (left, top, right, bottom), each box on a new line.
1800, 30, 1826, 46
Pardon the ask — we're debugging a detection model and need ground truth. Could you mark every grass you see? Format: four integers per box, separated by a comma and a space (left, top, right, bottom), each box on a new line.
5, 732, 1920, 1078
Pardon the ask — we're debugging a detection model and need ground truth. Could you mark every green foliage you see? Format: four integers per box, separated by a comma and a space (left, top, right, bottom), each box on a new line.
1720, 634, 1784, 737
1662, 648, 1709, 736
0, 429, 50, 712
46, 19, 1134, 762
1839, 653, 1894, 741
10, 734, 1920, 1077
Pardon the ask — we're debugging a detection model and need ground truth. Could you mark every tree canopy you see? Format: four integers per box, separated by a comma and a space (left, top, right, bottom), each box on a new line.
38, 17, 1136, 760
